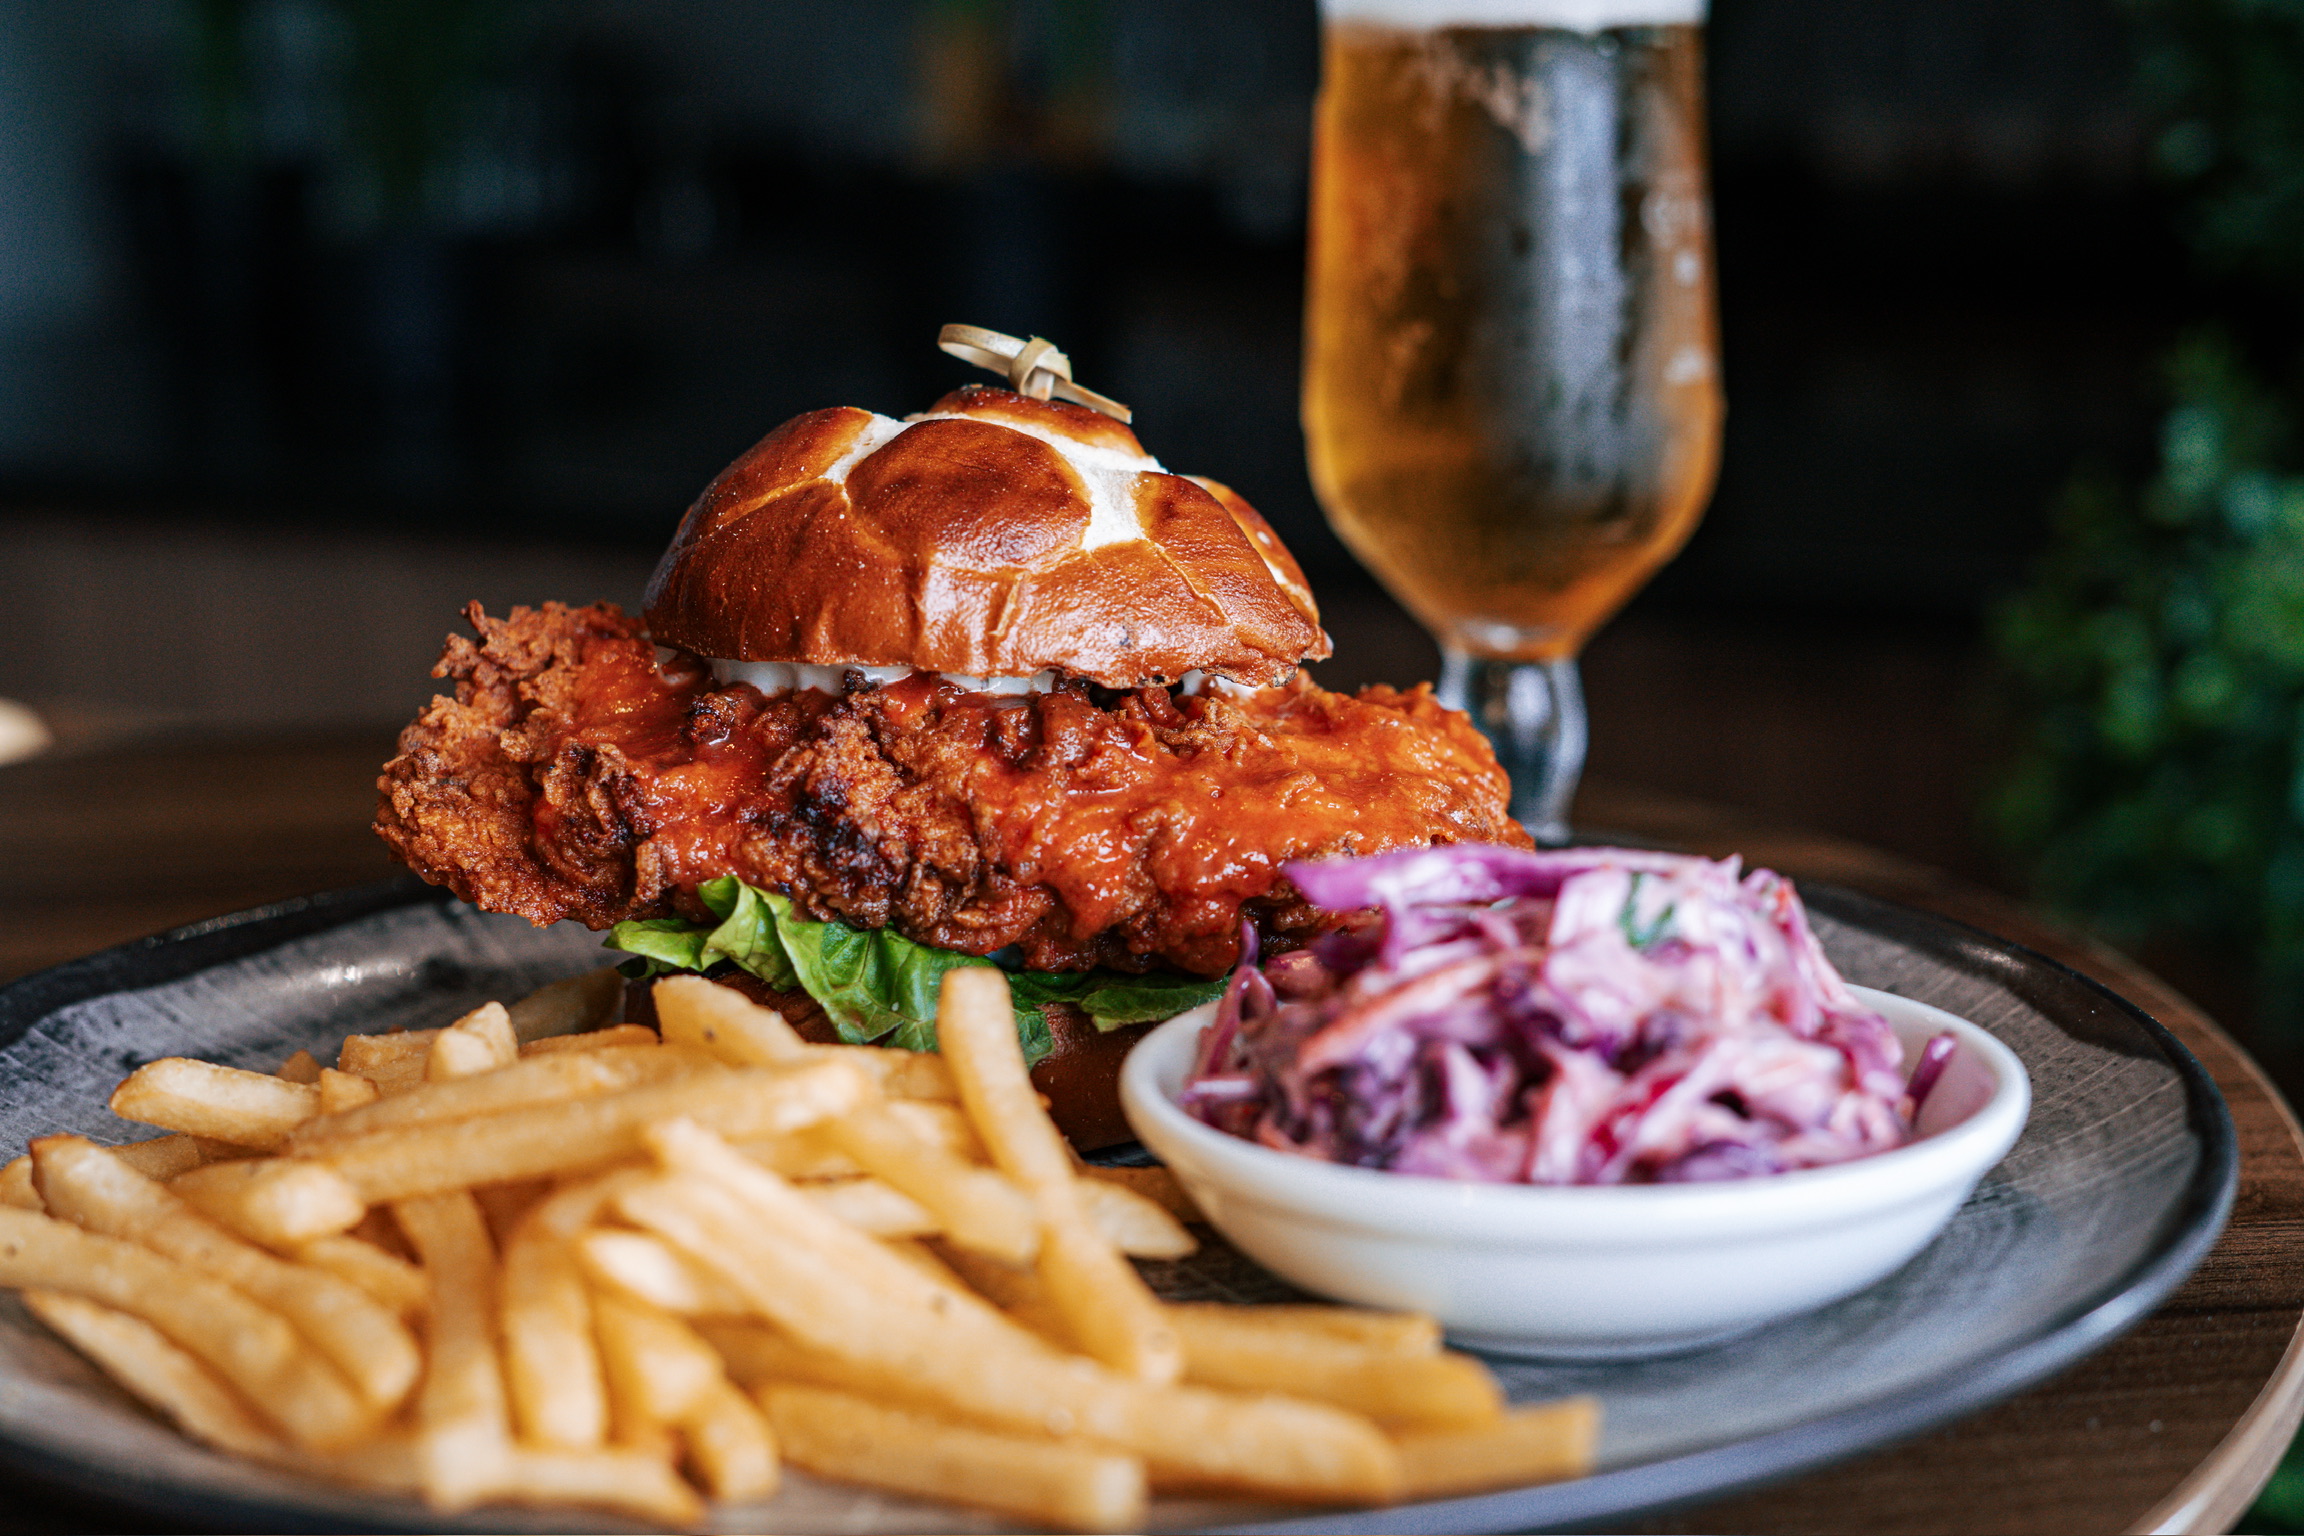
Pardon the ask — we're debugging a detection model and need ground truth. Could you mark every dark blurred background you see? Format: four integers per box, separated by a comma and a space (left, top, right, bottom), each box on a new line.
0, 0, 2178, 873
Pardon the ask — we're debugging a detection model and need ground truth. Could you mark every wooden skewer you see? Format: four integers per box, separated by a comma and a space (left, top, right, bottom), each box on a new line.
937, 324, 1133, 423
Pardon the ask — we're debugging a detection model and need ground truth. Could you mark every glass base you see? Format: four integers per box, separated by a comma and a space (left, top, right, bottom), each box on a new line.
1439, 651, 1585, 846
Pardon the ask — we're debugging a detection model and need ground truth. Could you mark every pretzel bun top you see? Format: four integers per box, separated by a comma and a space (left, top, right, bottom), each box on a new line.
642, 385, 1331, 689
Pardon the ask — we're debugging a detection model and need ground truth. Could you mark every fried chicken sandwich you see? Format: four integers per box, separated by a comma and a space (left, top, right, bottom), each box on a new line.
377, 340, 1527, 1144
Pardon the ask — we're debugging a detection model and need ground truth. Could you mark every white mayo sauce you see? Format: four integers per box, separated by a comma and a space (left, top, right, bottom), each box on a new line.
704, 658, 1251, 700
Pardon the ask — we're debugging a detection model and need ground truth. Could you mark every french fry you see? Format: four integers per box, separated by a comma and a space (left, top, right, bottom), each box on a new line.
648, 976, 956, 1100
680, 1377, 778, 1502
273, 1433, 707, 1525
107, 1134, 242, 1181
23, 1290, 285, 1459
31, 1135, 420, 1411
520, 1023, 659, 1056
632, 1120, 1021, 1340
1168, 1300, 1444, 1356
1078, 1176, 1196, 1259
880, 1235, 974, 1289
1040, 1210, 1188, 1378
594, 1292, 725, 1424
936, 971, 1075, 1190
886, 1097, 988, 1159
170, 1157, 364, 1246
689, 1318, 792, 1387
802, 1176, 940, 1236
290, 1045, 703, 1149
473, 1179, 550, 1245
506, 965, 624, 1044
620, 1126, 1399, 1503
1080, 1162, 1205, 1225
295, 1234, 428, 1320
337, 1030, 437, 1070
267, 1435, 679, 1509
0, 1155, 37, 1211
754, 1043, 963, 1101
109, 1058, 319, 1148
944, 1252, 1463, 1423
291, 1057, 873, 1203
929, 1242, 1077, 1346
1168, 1310, 1501, 1429
0, 1207, 376, 1450
723, 1310, 1399, 1502
352, 1055, 426, 1098
316, 1068, 379, 1116
391, 1191, 513, 1509
650, 974, 810, 1065
843, 1045, 960, 1102
274, 1433, 422, 1492
1391, 1397, 1602, 1498
817, 1105, 1038, 1262
335, 1029, 437, 1095
938, 967, 1181, 1384
498, 1446, 702, 1525
275, 1049, 323, 1085
764, 1382, 1145, 1532
930, 1239, 1043, 1310
427, 1002, 517, 1081
347, 1205, 413, 1258
611, 1406, 679, 1462
500, 1235, 602, 1448
577, 1229, 750, 1316
738, 1099, 984, 1182
739, 1131, 865, 1181
0, 965, 1572, 1528
499, 1171, 640, 1450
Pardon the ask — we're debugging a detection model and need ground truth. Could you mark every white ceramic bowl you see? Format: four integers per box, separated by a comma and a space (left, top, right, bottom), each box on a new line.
1121, 986, 2030, 1357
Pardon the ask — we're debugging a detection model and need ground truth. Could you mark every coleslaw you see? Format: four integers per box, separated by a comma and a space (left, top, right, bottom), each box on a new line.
1181, 845, 1942, 1184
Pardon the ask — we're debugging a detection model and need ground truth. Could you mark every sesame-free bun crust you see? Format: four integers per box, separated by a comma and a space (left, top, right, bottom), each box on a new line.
643, 385, 1332, 689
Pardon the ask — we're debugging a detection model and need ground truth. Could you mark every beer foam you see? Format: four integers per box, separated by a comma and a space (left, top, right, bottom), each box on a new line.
1322, 0, 1703, 28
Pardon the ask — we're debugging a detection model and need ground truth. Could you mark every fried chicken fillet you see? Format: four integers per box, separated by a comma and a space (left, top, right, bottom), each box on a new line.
377, 601, 1524, 978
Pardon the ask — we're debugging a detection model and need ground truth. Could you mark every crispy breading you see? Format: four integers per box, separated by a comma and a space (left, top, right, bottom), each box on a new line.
377, 603, 1525, 976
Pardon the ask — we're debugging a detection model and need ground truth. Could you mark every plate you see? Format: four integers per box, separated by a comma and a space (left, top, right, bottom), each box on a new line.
0, 876, 2238, 1534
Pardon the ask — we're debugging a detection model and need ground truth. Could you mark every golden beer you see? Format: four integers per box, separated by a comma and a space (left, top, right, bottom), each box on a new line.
1303, 16, 1721, 662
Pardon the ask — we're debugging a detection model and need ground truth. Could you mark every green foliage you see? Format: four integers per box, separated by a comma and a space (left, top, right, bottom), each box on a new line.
1997, 0, 2304, 1029
2249, 1426, 2304, 1532
1994, 337, 2304, 1013
2131, 0, 2304, 284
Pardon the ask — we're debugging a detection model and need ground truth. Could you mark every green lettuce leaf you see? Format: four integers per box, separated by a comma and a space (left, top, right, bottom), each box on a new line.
605, 877, 1226, 1067
1007, 968, 1228, 1031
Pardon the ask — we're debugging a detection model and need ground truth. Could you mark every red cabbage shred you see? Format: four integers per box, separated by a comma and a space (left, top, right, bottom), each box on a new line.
1182, 846, 1925, 1184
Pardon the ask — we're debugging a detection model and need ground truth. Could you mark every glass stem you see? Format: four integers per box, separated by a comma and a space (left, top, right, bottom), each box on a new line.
1439, 650, 1585, 846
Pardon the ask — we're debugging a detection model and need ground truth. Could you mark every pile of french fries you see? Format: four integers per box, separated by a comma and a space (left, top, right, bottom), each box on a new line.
0, 963, 1597, 1530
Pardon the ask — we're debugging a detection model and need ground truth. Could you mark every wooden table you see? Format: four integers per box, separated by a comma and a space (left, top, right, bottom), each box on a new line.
0, 732, 2297, 1535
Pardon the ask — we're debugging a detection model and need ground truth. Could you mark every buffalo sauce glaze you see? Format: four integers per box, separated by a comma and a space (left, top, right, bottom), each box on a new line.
422, 605, 1524, 976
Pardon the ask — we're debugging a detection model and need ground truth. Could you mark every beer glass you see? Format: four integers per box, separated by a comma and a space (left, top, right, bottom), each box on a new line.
1302, 0, 1721, 842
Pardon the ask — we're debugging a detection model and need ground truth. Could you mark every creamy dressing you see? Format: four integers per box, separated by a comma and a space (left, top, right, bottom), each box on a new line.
706, 657, 1253, 698
1320, 0, 1704, 25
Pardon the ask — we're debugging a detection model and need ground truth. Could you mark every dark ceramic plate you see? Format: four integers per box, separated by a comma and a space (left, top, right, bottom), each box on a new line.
0, 877, 2237, 1533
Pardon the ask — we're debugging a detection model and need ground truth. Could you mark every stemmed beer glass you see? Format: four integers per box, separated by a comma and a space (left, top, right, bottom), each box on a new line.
1302, 0, 1723, 842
